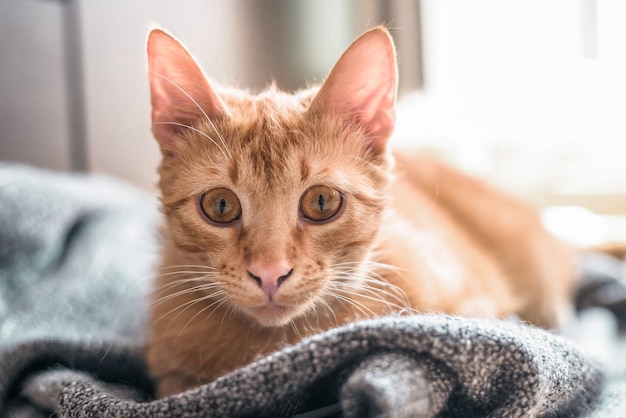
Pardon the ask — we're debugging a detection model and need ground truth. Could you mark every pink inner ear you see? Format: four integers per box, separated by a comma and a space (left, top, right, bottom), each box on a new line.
147, 29, 225, 153
310, 27, 398, 154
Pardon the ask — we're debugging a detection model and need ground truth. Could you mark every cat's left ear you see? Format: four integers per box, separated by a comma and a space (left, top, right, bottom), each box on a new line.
309, 26, 398, 155
147, 28, 226, 156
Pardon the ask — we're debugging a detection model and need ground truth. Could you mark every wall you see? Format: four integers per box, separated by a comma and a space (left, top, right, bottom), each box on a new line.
0, 0, 71, 171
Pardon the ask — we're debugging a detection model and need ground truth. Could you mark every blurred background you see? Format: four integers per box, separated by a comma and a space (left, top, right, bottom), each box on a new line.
1, 0, 625, 244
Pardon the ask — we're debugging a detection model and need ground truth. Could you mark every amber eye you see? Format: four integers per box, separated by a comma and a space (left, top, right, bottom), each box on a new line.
198, 188, 242, 224
300, 185, 343, 222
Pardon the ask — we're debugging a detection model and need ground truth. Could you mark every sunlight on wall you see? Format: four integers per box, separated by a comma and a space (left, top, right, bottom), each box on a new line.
543, 206, 626, 246
393, 0, 626, 214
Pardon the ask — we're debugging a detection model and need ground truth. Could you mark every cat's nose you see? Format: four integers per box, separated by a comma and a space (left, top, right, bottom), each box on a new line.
247, 260, 293, 298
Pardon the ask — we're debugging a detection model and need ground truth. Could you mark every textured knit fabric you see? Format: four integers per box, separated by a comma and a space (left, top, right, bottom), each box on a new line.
0, 164, 621, 417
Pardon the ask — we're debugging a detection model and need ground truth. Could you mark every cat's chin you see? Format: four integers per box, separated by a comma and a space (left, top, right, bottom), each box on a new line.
244, 304, 306, 328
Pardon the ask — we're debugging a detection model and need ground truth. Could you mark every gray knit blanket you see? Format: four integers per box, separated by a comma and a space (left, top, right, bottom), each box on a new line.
0, 163, 623, 417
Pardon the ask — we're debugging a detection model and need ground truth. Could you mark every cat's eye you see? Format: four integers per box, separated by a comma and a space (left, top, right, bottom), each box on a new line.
198, 188, 242, 225
300, 185, 343, 222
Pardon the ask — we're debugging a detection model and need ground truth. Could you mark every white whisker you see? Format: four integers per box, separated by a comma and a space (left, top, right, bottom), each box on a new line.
159, 264, 218, 271
178, 295, 230, 337
290, 319, 303, 340
313, 297, 338, 326
328, 259, 414, 317
152, 282, 222, 306
155, 290, 225, 330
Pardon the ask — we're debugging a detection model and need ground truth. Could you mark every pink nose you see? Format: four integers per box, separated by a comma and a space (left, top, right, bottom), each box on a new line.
247, 260, 293, 298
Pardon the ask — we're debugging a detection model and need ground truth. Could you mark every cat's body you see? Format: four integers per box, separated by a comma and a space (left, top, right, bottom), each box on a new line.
146, 27, 576, 397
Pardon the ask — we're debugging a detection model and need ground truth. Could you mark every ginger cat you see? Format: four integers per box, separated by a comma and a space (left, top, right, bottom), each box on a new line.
145, 26, 576, 397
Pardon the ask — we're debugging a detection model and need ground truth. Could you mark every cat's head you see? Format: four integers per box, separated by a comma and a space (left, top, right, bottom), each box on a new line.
147, 27, 398, 327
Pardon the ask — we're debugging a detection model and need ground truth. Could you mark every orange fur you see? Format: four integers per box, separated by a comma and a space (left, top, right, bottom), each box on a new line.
145, 27, 577, 397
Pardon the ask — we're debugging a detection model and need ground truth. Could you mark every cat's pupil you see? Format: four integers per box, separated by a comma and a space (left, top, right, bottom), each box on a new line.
219, 199, 226, 215
318, 195, 325, 211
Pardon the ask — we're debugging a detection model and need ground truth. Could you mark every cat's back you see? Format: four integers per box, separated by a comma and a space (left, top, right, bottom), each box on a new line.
379, 152, 576, 328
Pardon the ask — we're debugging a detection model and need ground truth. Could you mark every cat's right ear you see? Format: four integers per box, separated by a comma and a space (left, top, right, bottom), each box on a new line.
309, 26, 398, 156
147, 29, 225, 156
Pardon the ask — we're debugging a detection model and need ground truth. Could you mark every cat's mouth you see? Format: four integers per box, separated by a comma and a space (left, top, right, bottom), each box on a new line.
246, 302, 304, 327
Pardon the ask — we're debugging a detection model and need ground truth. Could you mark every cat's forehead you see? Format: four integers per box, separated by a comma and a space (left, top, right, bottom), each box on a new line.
172, 87, 381, 200
231, 103, 366, 186
229, 126, 350, 193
